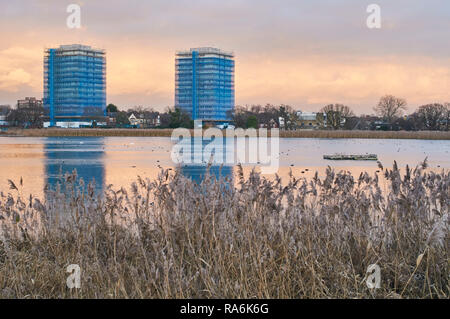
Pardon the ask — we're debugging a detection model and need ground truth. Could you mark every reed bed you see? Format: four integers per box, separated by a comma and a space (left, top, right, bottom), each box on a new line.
0, 160, 448, 299
2, 128, 450, 140
3, 128, 177, 137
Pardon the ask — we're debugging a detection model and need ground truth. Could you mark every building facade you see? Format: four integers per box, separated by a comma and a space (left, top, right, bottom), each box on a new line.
296, 111, 327, 129
175, 47, 234, 122
128, 113, 161, 128
43, 44, 106, 127
0, 105, 11, 127
17, 97, 43, 109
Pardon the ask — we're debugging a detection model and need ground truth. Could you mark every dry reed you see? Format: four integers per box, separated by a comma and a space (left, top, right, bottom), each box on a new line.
0, 160, 448, 298
2, 128, 450, 140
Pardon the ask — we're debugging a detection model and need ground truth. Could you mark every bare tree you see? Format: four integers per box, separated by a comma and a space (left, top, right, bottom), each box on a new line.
444, 103, 450, 131
416, 103, 446, 130
6, 106, 44, 128
232, 105, 250, 128
250, 104, 262, 114
320, 104, 354, 129
374, 95, 407, 123
277, 104, 298, 130
260, 104, 278, 125
127, 105, 145, 115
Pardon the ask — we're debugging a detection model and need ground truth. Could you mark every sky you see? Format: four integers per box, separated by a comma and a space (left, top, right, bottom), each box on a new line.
0, 0, 449, 114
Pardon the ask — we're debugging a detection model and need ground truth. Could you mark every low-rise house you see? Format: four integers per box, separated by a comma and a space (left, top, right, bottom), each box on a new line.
128, 113, 161, 128
151, 115, 161, 127
268, 118, 278, 128
296, 111, 326, 129
370, 121, 394, 131
106, 112, 117, 127
128, 113, 144, 127
17, 97, 43, 109
258, 119, 279, 129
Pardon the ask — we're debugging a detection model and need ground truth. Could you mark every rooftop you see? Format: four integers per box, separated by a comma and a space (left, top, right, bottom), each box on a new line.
45, 44, 105, 54
176, 47, 234, 58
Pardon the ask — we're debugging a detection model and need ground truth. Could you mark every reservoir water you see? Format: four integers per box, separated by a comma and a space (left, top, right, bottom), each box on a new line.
0, 136, 448, 197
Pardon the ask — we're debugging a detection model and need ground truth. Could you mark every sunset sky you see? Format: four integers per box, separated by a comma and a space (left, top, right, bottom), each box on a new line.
0, 0, 449, 114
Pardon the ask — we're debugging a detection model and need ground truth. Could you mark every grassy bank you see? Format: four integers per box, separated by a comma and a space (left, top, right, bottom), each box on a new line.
281, 129, 450, 140
1, 128, 450, 139
1, 128, 176, 137
0, 161, 448, 298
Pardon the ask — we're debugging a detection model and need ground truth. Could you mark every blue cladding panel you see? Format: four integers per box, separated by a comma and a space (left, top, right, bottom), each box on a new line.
44, 45, 106, 122
192, 51, 198, 120
175, 49, 235, 121
48, 49, 55, 126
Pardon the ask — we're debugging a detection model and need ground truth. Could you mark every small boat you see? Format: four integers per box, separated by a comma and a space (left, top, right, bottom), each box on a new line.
323, 154, 378, 161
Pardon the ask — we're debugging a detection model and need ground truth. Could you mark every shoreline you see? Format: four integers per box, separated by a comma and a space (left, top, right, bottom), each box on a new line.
1, 128, 450, 140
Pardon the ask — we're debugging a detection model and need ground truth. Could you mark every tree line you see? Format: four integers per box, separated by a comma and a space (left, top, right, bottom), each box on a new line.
106, 104, 193, 128
231, 95, 449, 131
2, 95, 449, 131
2, 104, 193, 129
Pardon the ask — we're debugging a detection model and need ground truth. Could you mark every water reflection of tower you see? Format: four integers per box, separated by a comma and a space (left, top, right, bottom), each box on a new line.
180, 164, 233, 184
179, 137, 233, 183
44, 137, 105, 193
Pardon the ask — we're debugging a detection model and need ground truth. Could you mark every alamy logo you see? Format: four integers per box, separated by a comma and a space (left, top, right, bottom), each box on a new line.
366, 4, 381, 29
66, 264, 81, 289
66, 4, 81, 29
366, 264, 381, 289
171, 120, 279, 174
